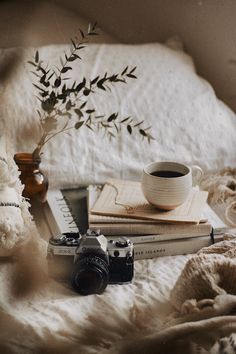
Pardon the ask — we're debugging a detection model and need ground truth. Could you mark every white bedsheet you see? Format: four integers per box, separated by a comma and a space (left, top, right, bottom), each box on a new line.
1, 42, 236, 190
0, 37, 235, 353
0, 244, 190, 353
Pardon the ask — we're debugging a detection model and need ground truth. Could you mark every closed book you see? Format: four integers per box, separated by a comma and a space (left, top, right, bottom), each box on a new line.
89, 203, 227, 237
90, 222, 212, 237
106, 232, 212, 244
133, 234, 223, 260
44, 187, 88, 236
88, 185, 227, 236
45, 187, 227, 241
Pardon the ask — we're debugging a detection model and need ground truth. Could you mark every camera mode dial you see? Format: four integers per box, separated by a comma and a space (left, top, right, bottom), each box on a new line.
49, 232, 81, 246
49, 234, 67, 245
115, 240, 129, 248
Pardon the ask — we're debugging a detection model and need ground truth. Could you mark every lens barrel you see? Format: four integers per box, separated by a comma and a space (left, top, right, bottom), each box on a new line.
71, 255, 109, 295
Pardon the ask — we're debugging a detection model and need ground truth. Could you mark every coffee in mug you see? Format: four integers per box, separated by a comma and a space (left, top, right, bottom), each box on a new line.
150, 170, 184, 178
141, 161, 203, 210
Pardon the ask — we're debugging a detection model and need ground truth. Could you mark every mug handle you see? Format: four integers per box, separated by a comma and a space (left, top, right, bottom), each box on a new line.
191, 165, 203, 186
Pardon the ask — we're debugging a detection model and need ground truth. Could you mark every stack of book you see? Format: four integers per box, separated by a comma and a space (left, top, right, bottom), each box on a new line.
43, 179, 227, 261
88, 179, 227, 260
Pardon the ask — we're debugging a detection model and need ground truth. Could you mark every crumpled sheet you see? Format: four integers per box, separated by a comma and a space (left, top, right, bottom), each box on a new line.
1, 221, 236, 354
0, 240, 189, 354
1, 244, 236, 354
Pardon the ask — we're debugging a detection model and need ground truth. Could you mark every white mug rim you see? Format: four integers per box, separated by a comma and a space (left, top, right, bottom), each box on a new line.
143, 161, 191, 180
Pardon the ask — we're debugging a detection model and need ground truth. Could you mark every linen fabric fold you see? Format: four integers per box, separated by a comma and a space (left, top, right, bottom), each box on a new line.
0, 186, 24, 250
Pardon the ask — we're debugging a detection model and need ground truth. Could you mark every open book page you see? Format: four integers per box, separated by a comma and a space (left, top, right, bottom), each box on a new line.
88, 185, 163, 224
90, 179, 208, 224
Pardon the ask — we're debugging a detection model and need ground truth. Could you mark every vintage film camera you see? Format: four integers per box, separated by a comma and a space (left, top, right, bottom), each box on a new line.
47, 230, 134, 295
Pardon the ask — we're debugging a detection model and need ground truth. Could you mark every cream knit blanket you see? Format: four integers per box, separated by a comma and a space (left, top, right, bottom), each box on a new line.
201, 167, 236, 227
112, 235, 236, 354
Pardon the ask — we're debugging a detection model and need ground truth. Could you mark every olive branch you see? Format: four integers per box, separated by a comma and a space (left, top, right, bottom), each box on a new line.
28, 23, 154, 159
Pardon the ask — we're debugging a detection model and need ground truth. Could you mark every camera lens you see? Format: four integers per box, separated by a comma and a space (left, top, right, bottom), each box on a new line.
71, 256, 109, 295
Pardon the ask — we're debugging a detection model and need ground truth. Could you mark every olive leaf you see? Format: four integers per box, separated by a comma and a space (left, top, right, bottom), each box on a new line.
75, 121, 84, 129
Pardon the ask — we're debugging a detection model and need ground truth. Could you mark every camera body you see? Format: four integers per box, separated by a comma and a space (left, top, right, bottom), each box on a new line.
47, 230, 134, 295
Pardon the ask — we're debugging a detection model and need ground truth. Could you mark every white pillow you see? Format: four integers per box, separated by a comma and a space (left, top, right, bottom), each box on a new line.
0, 43, 235, 187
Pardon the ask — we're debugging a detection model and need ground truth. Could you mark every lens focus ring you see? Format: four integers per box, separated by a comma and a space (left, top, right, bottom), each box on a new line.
71, 255, 109, 295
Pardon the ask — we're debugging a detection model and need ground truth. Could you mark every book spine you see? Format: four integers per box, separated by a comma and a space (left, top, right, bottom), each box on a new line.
90, 222, 212, 236
107, 232, 211, 244
46, 190, 79, 234
43, 203, 60, 236
133, 234, 223, 260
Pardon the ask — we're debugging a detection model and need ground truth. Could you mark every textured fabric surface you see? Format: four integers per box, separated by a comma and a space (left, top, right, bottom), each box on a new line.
0, 136, 45, 256
0, 186, 25, 250
0, 42, 235, 188
2, 236, 236, 354
0, 254, 189, 353
170, 237, 236, 310
201, 168, 236, 227
1, 41, 236, 353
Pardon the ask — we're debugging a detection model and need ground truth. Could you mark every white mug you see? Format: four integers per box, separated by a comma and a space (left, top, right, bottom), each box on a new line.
141, 161, 203, 210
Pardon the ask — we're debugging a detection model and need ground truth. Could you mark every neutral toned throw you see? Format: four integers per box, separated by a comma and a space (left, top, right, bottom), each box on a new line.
111, 235, 236, 354
201, 168, 236, 227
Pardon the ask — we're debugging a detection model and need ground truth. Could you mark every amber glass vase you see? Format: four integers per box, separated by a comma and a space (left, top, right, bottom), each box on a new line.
14, 153, 48, 203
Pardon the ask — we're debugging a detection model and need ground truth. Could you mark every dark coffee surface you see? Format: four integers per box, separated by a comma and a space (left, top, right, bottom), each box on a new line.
150, 170, 184, 178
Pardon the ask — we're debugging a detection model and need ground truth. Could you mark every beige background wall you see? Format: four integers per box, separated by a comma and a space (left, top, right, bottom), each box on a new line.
1, 0, 236, 111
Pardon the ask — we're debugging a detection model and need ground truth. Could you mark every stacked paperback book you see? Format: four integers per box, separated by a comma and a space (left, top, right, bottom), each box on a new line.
88, 179, 227, 260
43, 179, 227, 261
